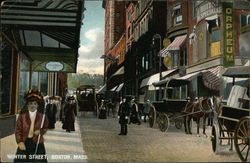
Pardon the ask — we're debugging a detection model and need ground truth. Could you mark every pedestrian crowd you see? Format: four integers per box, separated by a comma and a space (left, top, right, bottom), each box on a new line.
13, 88, 151, 162
96, 94, 152, 136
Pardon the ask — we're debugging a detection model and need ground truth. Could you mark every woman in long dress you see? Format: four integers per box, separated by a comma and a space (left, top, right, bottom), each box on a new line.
14, 89, 49, 162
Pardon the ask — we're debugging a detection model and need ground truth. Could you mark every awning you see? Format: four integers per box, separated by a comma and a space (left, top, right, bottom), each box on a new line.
140, 69, 177, 88
160, 35, 187, 56
153, 78, 189, 88
202, 66, 222, 91
177, 71, 202, 81
97, 84, 106, 94
110, 66, 124, 78
116, 83, 124, 92
223, 66, 250, 78
0, 0, 84, 72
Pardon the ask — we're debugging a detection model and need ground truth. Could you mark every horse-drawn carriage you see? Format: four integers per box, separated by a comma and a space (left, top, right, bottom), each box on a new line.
211, 65, 250, 162
76, 85, 98, 115
148, 78, 190, 132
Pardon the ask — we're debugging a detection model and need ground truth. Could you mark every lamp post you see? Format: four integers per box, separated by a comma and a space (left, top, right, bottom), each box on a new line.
152, 34, 162, 99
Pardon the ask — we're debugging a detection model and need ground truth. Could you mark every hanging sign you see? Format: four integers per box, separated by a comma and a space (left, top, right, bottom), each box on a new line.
45, 62, 64, 71
223, 2, 234, 67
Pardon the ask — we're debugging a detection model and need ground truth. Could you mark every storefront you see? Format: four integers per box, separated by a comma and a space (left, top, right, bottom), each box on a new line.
0, 0, 84, 138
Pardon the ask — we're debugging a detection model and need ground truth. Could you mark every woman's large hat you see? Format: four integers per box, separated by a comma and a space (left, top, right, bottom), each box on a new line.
23, 89, 43, 102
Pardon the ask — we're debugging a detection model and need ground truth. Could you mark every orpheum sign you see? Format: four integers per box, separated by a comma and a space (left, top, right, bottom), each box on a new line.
223, 2, 234, 67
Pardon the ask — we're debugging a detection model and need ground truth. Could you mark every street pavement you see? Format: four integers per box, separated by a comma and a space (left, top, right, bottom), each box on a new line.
0, 114, 241, 163
78, 113, 241, 163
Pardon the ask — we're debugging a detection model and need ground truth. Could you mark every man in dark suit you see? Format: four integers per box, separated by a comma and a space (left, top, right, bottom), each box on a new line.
118, 96, 132, 135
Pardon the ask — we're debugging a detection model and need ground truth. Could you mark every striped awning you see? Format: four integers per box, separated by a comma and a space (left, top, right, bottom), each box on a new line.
160, 35, 187, 57
202, 66, 222, 91
178, 71, 202, 81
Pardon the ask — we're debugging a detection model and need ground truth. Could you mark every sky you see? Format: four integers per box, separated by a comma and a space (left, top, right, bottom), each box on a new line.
77, 1, 105, 75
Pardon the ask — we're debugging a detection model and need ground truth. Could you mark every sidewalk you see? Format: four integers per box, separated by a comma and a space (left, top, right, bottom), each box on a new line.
0, 119, 87, 163
44, 119, 87, 162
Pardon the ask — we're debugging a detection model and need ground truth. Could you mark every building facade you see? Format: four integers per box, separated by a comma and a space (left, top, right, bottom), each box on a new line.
0, 0, 84, 139
102, 0, 250, 102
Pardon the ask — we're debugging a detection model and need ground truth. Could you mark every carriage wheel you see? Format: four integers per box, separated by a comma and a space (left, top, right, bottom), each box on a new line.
211, 124, 221, 154
157, 113, 170, 132
234, 116, 250, 162
148, 106, 156, 128
175, 119, 182, 129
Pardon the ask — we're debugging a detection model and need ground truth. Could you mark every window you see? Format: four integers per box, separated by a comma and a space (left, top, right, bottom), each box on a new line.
171, 51, 178, 68
128, 12, 132, 22
172, 4, 182, 25
115, 25, 120, 32
18, 53, 30, 109
128, 26, 131, 39
175, 15, 183, 25
211, 30, 220, 42
116, 12, 120, 19
32, 72, 39, 89
1, 44, 13, 114
180, 50, 187, 66
240, 14, 250, 27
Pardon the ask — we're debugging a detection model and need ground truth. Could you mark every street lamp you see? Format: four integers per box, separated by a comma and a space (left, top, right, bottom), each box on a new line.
152, 34, 162, 99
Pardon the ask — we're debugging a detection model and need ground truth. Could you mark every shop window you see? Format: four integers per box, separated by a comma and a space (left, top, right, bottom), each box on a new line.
171, 51, 179, 68
1, 44, 13, 115
18, 53, 30, 109
180, 49, 187, 66
32, 72, 39, 89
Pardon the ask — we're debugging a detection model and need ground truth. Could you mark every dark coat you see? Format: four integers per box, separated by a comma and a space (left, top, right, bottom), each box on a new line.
118, 102, 131, 124
129, 103, 141, 124
45, 103, 57, 129
63, 103, 77, 131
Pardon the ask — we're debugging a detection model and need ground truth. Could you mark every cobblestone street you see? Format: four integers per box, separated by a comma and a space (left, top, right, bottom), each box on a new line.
79, 114, 240, 163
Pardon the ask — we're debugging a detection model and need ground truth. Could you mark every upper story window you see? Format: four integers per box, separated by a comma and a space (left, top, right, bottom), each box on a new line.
128, 12, 132, 22
115, 25, 120, 32
127, 26, 131, 39
240, 14, 250, 27
211, 29, 220, 42
172, 5, 182, 26
116, 12, 120, 19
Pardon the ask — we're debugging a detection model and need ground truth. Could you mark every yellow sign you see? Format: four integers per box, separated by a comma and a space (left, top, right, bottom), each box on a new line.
211, 41, 221, 57
198, 33, 204, 40
163, 56, 172, 68
163, 38, 171, 48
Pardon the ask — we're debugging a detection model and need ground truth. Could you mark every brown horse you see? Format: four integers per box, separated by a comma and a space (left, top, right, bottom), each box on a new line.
183, 97, 214, 137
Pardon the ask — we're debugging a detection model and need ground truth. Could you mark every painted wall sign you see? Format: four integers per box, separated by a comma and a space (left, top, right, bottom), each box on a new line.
45, 61, 64, 71
223, 2, 234, 67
